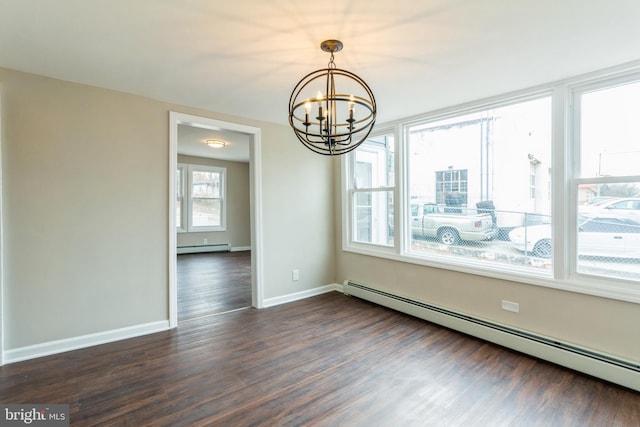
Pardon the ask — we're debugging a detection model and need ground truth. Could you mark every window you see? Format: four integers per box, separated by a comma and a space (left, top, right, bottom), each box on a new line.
348, 133, 395, 247
176, 165, 185, 231
435, 169, 468, 206
191, 168, 223, 228
574, 79, 640, 281
177, 164, 226, 232
343, 65, 640, 303
529, 163, 537, 199
406, 97, 552, 271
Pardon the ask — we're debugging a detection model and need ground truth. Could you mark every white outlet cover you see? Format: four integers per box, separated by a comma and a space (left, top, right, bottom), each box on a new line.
501, 300, 520, 313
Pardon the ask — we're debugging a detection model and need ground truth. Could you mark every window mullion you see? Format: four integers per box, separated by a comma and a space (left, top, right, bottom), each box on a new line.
552, 85, 570, 281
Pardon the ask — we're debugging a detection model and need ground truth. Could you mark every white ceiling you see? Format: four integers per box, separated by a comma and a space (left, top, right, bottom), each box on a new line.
178, 124, 250, 162
1, 0, 640, 129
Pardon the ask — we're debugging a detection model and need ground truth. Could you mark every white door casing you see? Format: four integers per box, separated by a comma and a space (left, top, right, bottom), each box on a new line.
169, 112, 264, 328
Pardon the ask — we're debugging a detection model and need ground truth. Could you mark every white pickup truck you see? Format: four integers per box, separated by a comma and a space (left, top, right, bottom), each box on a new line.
411, 201, 496, 245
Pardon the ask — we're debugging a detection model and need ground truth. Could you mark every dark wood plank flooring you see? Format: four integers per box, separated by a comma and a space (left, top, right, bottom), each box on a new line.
1, 292, 638, 426
177, 251, 252, 321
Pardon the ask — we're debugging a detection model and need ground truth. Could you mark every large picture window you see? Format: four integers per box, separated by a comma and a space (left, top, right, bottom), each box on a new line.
407, 97, 552, 272
343, 66, 640, 303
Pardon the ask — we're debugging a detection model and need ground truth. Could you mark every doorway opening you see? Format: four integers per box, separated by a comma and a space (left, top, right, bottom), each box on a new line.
169, 112, 263, 328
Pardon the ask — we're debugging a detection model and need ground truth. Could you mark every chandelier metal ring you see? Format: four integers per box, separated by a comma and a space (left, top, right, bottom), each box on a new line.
288, 40, 377, 155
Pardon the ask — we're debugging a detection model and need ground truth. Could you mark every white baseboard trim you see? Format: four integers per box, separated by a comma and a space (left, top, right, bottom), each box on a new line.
263, 283, 343, 308
2, 284, 342, 364
231, 246, 251, 252
343, 280, 640, 392
177, 244, 230, 254
3, 320, 171, 364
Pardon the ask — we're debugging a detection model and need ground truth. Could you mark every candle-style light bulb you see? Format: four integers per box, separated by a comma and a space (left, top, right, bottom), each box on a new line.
316, 91, 324, 121
323, 107, 330, 134
303, 100, 311, 126
348, 94, 355, 122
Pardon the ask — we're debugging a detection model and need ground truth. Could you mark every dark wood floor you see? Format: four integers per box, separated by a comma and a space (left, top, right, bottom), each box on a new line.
177, 251, 252, 321
1, 292, 638, 426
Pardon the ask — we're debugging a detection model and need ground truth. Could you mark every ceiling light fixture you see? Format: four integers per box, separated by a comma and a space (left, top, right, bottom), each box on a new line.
206, 139, 226, 148
288, 40, 376, 156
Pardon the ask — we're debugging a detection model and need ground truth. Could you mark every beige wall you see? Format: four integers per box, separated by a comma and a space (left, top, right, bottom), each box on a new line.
334, 182, 640, 364
260, 124, 336, 299
0, 67, 336, 349
176, 155, 250, 249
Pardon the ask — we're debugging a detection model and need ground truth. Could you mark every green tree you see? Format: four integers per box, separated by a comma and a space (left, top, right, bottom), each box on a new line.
599, 183, 640, 197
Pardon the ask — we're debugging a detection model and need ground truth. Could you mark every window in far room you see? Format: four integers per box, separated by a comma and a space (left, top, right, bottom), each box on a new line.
176, 165, 185, 232
177, 164, 227, 232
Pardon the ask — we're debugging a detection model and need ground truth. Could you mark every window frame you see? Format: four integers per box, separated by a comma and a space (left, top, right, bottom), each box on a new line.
569, 73, 640, 294
399, 91, 555, 275
176, 164, 186, 233
177, 163, 227, 233
342, 128, 398, 255
341, 64, 640, 304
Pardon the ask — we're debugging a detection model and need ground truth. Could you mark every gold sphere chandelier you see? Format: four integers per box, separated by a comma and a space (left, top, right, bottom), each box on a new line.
288, 40, 377, 156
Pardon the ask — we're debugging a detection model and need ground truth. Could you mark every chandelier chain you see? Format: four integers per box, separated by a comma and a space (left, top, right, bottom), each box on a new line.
328, 52, 336, 69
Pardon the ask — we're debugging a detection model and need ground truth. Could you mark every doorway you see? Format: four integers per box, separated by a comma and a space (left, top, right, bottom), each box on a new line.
169, 112, 263, 328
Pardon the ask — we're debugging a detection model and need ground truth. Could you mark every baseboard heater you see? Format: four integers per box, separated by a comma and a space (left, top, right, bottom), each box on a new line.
343, 280, 640, 392
177, 243, 231, 254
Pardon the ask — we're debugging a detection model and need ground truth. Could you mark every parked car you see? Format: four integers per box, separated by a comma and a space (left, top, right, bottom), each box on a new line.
580, 197, 640, 221
583, 196, 615, 206
508, 216, 640, 259
411, 201, 495, 245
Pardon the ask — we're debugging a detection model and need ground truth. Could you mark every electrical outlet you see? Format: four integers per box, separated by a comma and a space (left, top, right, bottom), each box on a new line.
292, 269, 300, 281
203, 238, 208, 245
501, 300, 519, 313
